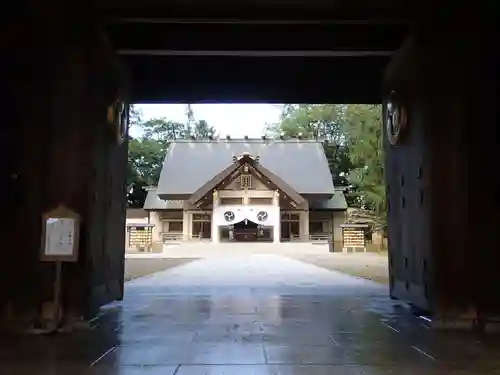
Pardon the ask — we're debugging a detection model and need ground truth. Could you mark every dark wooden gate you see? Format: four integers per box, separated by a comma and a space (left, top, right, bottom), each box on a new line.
84, 34, 129, 318
383, 37, 432, 312
85, 131, 127, 317
382, 20, 488, 319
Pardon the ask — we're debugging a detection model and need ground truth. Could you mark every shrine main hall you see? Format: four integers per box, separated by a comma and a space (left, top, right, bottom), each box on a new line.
143, 138, 347, 243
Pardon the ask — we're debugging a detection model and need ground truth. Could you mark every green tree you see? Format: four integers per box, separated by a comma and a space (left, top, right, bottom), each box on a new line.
268, 104, 386, 220
127, 138, 161, 207
129, 104, 142, 127
268, 104, 353, 186
343, 104, 386, 231
127, 105, 145, 207
192, 119, 217, 138
142, 118, 191, 141
126, 112, 216, 207
127, 118, 187, 207
278, 104, 345, 142
184, 104, 218, 138
185, 104, 195, 126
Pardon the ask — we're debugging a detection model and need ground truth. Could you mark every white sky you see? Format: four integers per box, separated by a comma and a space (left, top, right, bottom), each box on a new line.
131, 104, 282, 138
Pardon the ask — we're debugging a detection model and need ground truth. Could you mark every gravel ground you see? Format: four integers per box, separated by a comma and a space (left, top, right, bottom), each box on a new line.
124, 258, 200, 281
286, 252, 389, 284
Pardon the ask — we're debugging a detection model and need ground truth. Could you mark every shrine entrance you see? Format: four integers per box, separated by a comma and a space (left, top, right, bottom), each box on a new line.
233, 219, 258, 241
221, 219, 274, 242
2, 0, 499, 331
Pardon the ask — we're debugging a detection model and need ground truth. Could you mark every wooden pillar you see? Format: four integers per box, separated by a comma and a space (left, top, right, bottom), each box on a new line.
273, 190, 281, 243
149, 211, 162, 243
182, 210, 190, 241
384, 8, 500, 325
211, 191, 220, 243
299, 210, 310, 241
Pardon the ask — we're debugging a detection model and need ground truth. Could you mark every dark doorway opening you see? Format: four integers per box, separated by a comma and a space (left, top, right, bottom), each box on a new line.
233, 219, 258, 241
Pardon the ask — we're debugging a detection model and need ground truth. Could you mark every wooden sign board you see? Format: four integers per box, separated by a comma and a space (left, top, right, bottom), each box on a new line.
340, 224, 369, 253
40, 205, 80, 262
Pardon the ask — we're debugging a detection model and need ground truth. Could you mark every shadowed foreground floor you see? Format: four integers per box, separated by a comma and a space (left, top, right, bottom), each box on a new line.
2, 254, 500, 374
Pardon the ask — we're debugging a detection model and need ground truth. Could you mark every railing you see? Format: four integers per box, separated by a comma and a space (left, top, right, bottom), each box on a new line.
280, 234, 303, 242
161, 232, 333, 243
189, 234, 211, 241
309, 233, 331, 242
162, 233, 183, 242
126, 243, 152, 253
162, 233, 211, 242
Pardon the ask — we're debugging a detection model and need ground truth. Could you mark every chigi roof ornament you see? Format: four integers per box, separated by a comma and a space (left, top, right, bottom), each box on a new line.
232, 152, 259, 163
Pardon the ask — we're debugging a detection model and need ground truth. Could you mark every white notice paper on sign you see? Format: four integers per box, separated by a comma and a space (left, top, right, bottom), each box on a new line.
44, 217, 76, 256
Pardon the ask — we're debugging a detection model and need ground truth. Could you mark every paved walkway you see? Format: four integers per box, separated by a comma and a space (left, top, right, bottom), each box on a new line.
2, 254, 500, 374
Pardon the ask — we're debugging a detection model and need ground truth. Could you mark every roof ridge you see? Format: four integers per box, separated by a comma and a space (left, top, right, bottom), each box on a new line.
173, 138, 325, 143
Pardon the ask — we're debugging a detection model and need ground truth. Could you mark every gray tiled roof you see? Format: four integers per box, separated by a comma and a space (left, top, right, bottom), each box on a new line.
143, 190, 183, 210
126, 208, 148, 218
309, 190, 348, 210
156, 139, 334, 197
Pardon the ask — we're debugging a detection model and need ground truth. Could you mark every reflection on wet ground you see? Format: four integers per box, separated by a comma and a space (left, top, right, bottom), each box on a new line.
2, 254, 500, 374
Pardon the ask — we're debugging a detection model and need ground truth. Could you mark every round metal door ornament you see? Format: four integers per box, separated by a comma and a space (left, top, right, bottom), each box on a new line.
224, 211, 235, 222
385, 90, 408, 146
256, 211, 268, 222
117, 101, 128, 143
107, 97, 128, 145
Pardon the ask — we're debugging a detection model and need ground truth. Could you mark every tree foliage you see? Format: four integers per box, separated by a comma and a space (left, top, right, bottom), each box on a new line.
127, 105, 217, 207
266, 104, 353, 187
269, 104, 386, 229
342, 105, 386, 231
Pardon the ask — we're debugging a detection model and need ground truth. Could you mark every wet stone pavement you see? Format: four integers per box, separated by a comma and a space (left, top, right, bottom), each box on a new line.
2, 254, 500, 374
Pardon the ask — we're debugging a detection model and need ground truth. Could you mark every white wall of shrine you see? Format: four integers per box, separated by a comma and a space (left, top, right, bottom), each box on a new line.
211, 189, 281, 243
212, 205, 280, 227
146, 206, 345, 244
144, 172, 346, 243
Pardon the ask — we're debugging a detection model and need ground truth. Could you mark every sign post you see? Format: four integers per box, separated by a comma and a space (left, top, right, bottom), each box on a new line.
40, 205, 80, 330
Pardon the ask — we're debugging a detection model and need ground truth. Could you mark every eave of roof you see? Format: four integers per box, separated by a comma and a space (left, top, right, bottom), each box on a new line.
143, 189, 183, 210
145, 188, 347, 211
309, 190, 348, 210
